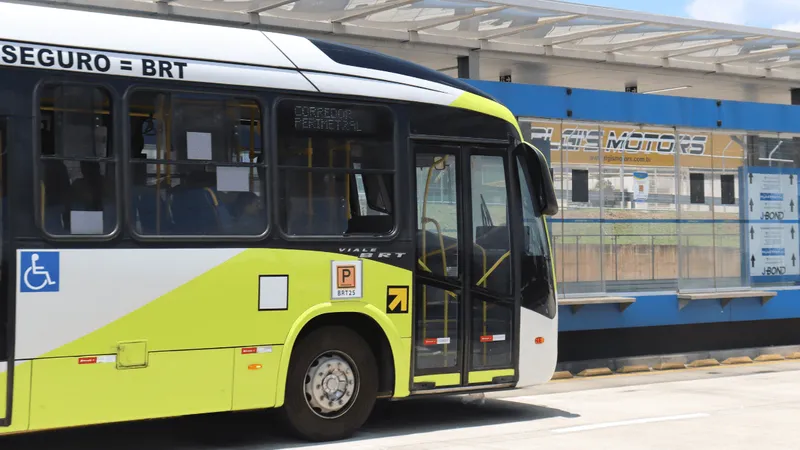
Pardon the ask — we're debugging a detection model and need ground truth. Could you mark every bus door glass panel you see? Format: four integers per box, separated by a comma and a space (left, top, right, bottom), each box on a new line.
414, 150, 461, 374
469, 154, 514, 371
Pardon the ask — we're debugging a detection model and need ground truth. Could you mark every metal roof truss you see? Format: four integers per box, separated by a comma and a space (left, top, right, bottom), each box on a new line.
12, 0, 800, 82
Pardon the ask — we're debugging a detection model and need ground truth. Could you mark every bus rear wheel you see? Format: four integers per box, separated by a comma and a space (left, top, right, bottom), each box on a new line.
282, 326, 378, 442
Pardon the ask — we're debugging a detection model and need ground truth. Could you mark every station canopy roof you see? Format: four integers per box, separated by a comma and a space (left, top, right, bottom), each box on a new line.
18, 0, 800, 82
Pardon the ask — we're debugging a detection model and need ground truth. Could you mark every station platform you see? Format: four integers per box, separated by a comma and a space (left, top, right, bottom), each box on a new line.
466, 78, 800, 326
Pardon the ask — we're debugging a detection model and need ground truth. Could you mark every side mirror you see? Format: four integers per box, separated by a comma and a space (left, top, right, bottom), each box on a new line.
516, 142, 559, 216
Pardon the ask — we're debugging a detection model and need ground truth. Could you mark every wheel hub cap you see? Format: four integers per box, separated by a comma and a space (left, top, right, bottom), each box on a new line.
304, 353, 358, 418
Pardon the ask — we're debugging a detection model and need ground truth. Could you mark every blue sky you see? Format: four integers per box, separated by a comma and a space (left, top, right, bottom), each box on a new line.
559, 0, 800, 32
562, 0, 683, 17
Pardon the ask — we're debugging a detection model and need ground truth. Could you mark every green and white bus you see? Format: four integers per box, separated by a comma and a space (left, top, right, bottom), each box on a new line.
0, 1, 558, 442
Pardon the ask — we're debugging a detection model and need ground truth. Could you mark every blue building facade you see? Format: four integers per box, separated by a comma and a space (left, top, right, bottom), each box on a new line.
465, 80, 800, 335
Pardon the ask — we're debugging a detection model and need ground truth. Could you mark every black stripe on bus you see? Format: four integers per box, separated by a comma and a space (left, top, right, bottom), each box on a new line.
309, 39, 496, 102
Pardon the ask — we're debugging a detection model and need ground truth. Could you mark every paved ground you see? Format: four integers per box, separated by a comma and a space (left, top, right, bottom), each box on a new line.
3, 360, 800, 449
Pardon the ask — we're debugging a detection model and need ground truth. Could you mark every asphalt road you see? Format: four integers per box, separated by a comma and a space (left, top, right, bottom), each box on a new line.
3, 360, 800, 449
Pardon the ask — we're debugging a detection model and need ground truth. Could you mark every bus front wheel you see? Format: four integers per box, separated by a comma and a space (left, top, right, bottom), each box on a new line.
282, 325, 378, 442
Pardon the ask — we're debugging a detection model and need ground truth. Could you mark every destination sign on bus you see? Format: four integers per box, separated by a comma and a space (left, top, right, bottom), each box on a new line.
294, 105, 363, 133
282, 100, 384, 136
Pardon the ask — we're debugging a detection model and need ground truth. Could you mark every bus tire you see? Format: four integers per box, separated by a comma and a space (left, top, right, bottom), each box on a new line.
282, 325, 378, 442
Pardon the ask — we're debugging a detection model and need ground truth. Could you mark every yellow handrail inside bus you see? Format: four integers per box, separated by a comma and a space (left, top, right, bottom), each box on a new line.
415, 259, 457, 301
420, 155, 452, 356
39, 106, 114, 116
420, 217, 447, 277
422, 215, 449, 363
473, 243, 488, 365
477, 249, 511, 366
476, 251, 511, 287
419, 158, 437, 270
41, 105, 147, 118
417, 259, 433, 274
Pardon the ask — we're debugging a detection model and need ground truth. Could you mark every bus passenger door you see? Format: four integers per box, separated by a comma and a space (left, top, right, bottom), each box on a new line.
412, 145, 517, 391
413, 147, 464, 389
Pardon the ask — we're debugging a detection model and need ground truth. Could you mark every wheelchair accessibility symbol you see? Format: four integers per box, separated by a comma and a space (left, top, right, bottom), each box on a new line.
20, 251, 59, 293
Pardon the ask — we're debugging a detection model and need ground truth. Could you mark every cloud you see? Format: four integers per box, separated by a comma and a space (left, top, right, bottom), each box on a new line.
686, 0, 746, 25
685, 0, 800, 31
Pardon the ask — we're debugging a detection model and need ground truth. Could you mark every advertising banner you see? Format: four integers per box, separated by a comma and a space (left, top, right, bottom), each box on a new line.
522, 119, 745, 169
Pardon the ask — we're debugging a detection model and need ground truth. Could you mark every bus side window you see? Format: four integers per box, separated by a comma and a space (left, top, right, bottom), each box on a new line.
127, 91, 266, 237
38, 84, 116, 236
275, 99, 395, 237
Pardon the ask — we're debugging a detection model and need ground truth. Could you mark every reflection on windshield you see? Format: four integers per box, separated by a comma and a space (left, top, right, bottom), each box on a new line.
517, 159, 555, 318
